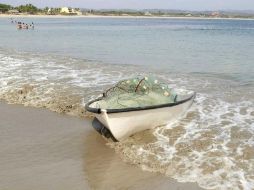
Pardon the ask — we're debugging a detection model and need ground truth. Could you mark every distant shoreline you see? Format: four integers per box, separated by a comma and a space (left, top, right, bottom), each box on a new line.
1, 14, 254, 20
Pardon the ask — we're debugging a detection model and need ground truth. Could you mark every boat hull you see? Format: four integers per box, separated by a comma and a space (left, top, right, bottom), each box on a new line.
93, 95, 195, 141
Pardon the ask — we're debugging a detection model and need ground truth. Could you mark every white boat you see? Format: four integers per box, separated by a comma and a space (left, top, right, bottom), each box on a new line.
85, 77, 196, 141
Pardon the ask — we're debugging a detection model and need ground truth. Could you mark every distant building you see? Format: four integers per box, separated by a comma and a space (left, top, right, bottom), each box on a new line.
185, 13, 192, 17
47, 8, 52, 14
75, 9, 82, 15
144, 11, 152, 16
60, 7, 82, 15
7, 9, 19, 15
211, 11, 220, 17
60, 7, 72, 14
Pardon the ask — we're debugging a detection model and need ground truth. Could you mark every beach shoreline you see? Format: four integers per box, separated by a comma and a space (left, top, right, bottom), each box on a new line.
0, 16, 253, 189
1, 13, 254, 20
0, 101, 203, 190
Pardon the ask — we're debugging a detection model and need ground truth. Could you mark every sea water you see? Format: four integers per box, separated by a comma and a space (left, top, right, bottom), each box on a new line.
0, 17, 253, 189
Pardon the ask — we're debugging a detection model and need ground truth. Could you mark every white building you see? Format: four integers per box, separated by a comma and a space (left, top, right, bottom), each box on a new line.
60, 7, 82, 15
7, 9, 19, 14
144, 11, 152, 16
60, 7, 71, 14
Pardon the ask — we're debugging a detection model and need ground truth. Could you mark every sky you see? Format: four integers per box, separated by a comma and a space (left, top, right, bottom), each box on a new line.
1, 0, 254, 11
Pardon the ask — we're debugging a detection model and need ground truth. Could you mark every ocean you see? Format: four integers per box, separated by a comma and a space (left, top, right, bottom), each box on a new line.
0, 17, 253, 189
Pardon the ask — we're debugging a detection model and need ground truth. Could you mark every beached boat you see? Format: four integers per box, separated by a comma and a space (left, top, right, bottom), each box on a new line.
85, 76, 196, 141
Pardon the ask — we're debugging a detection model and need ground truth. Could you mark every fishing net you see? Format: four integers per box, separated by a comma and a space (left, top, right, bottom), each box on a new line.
96, 76, 177, 109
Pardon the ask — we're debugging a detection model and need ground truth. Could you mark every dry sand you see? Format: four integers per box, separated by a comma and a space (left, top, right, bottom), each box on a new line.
0, 102, 202, 190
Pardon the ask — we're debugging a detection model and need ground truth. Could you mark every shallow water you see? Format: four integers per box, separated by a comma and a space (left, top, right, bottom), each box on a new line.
0, 17, 254, 189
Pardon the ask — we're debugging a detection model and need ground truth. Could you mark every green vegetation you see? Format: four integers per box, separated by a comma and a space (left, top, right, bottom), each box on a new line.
17, 4, 38, 14
0, 3, 11, 12
0, 3, 41, 14
0, 3, 254, 19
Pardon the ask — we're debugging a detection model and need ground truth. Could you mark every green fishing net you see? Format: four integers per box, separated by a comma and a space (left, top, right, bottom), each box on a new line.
96, 76, 177, 109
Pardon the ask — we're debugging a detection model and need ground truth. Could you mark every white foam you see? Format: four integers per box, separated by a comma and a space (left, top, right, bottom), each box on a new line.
1, 49, 254, 190
110, 92, 254, 190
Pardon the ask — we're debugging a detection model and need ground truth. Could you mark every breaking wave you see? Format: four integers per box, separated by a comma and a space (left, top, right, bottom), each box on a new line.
1, 49, 253, 190
0, 49, 139, 117
108, 94, 254, 190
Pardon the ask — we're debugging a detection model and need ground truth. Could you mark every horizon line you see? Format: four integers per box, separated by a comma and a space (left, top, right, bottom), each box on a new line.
1, 3, 254, 12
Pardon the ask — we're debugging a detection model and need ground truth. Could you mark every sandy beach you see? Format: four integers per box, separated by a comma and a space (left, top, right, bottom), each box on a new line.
0, 102, 202, 190
1, 13, 254, 20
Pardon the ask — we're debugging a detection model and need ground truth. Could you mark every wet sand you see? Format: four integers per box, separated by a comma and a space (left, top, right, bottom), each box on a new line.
0, 102, 202, 190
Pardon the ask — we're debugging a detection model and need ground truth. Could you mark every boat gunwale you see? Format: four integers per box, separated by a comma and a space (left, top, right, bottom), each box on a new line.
85, 92, 196, 114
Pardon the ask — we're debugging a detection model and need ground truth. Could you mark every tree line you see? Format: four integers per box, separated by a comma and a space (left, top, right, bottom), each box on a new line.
0, 3, 61, 14
1, 3, 254, 18
0, 3, 11, 12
